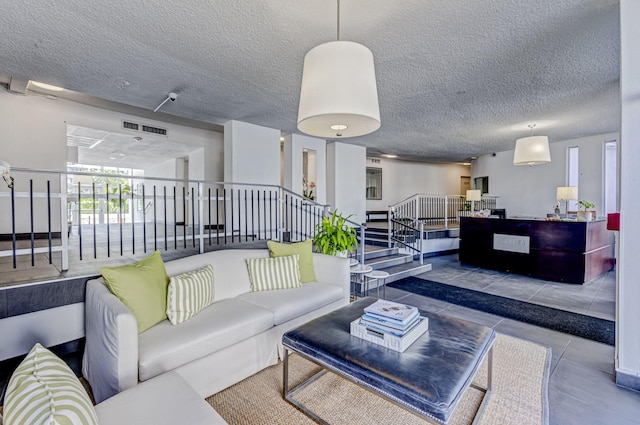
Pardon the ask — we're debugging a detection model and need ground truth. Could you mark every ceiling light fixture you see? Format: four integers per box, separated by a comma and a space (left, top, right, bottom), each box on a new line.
297, 0, 380, 139
513, 124, 551, 166
28, 81, 64, 92
383, 154, 397, 158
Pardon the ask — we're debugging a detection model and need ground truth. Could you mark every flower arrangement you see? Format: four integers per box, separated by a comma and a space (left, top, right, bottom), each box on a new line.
302, 177, 316, 200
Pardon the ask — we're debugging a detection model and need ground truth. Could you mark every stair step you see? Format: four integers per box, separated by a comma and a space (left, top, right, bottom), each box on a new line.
365, 232, 388, 241
365, 227, 388, 235
352, 260, 432, 296
362, 246, 398, 260
363, 237, 389, 247
365, 253, 413, 269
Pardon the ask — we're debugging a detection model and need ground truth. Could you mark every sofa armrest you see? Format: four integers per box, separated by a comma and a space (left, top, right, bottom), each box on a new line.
82, 279, 139, 403
311, 253, 350, 299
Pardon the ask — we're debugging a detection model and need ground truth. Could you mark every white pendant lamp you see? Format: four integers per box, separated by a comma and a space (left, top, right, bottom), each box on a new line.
297, 0, 380, 139
513, 124, 551, 166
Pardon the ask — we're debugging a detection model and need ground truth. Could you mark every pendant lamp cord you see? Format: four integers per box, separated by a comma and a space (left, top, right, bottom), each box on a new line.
336, 0, 341, 41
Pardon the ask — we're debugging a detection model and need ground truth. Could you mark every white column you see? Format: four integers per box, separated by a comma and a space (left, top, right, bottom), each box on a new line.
326, 142, 366, 224
223, 120, 280, 184
616, 0, 640, 391
282, 134, 327, 204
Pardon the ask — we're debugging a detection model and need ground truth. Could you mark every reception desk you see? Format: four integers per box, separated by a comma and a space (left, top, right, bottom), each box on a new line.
459, 217, 615, 284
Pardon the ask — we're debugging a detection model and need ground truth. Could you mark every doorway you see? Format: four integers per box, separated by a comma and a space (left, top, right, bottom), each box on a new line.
460, 176, 470, 195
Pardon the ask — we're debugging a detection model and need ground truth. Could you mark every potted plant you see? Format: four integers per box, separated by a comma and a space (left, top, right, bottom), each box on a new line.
312, 209, 358, 256
577, 200, 595, 222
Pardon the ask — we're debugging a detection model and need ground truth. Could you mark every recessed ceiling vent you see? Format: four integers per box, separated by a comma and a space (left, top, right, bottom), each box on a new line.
142, 125, 167, 136
122, 121, 139, 131
121, 120, 168, 137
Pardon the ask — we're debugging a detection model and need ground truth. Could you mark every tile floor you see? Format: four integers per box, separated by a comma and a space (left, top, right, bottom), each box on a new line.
378, 254, 639, 425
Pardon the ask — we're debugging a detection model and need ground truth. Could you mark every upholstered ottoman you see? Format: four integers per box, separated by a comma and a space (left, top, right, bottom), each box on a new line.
282, 297, 495, 424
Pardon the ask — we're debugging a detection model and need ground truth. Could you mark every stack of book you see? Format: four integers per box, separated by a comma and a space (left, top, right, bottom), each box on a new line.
350, 300, 429, 352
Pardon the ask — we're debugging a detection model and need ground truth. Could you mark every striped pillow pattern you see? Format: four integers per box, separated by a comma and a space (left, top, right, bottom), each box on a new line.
166, 264, 215, 325
246, 255, 301, 292
4, 343, 99, 425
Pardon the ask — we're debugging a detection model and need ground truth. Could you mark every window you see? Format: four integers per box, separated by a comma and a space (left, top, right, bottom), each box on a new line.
366, 167, 382, 200
567, 147, 579, 211
604, 141, 617, 214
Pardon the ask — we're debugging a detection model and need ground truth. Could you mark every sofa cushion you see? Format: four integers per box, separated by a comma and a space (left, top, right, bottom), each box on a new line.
4, 343, 99, 425
95, 371, 227, 425
246, 255, 301, 292
164, 249, 268, 301
101, 251, 170, 333
167, 264, 215, 325
138, 298, 274, 381
267, 239, 316, 283
237, 282, 344, 325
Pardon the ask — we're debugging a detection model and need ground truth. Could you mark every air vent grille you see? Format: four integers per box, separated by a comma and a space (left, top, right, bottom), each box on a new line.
122, 121, 139, 131
121, 120, 168, 137
142, 125, 167, 136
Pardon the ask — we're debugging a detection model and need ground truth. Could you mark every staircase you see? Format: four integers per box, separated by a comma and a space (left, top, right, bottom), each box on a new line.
354, 223, 464, 296
353, 245, 433, 296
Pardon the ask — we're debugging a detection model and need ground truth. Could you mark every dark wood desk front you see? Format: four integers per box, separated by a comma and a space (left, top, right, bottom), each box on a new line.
459, 217, 615, 284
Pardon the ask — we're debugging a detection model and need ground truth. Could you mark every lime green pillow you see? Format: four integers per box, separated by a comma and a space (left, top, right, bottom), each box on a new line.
101, 251, 170, 333
267, 239, 316, 283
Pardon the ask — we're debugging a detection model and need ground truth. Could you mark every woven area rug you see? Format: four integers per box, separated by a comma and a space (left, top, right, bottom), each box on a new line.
207, 333, 550, 425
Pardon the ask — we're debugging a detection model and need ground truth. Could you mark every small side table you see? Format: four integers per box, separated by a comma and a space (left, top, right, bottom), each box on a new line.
364, 270, 390, 299
349, 264, 373, 299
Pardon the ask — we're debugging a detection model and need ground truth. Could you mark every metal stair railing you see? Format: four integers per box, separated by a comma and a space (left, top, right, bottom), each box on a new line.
0, 168, 337, 282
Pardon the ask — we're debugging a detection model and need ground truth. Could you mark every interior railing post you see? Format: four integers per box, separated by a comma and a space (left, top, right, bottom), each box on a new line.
47, 180, 52, 264
93, 182, 97, 258
198, 182, 204, 253
445, 195, 449, 229
359, 224, 365, 266
419, 221, 424, 265
59, 173, 69, 270
30, 179, 34, 266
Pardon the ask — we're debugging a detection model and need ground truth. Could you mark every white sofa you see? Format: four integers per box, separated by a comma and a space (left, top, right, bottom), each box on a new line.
83, 248, 350, 405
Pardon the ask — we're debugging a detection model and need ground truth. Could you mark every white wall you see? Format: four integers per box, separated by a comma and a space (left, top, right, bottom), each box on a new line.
0, 89, 223, 233
617, 0, 640, 390
282, 134, 327, 204
223, 120, 280, 185
366, 158, 471, 211
472, 132, 618, 218
327, 142, 366, 224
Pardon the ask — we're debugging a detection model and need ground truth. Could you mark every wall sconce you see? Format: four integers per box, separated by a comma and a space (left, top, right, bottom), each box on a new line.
1, 160, 13, 189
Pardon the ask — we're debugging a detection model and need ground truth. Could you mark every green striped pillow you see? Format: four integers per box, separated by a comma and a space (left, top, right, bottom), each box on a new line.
166, 264, 215, 325
246, 255, 302, 292
4, 343, 99, 425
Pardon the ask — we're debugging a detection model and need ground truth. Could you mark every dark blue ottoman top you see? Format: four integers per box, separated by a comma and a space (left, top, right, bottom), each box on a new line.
282, 297, 495, 424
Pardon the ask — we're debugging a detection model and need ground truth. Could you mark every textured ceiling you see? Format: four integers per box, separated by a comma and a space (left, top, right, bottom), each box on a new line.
0, 0, 620, 162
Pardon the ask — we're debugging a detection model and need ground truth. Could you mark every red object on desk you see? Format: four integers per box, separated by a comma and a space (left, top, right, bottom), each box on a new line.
607, 213, 620, 231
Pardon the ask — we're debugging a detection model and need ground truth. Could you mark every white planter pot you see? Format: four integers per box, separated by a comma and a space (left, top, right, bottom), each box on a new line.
577, 211, 594, 222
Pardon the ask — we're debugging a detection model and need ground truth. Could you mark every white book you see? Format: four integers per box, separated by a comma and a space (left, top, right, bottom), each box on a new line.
350, 316, 429, 352
363, 300, 419, 324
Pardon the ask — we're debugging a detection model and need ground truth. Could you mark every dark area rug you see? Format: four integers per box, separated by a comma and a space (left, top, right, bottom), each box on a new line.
388, 277, 615, 345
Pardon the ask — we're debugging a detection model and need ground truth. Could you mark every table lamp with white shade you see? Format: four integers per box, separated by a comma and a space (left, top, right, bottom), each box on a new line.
466, 189, 482, 214
556, 186, 578, 216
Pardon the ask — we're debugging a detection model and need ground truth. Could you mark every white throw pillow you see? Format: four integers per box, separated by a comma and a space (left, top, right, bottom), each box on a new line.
166, 264, 215, 325
3, 343, 99, 425
246, 255, 301, 292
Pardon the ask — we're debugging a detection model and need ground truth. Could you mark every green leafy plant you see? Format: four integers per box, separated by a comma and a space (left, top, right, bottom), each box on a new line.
312, 210, 358, 255
578, 200, 595, 211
